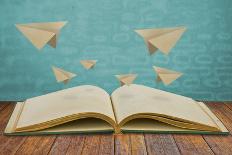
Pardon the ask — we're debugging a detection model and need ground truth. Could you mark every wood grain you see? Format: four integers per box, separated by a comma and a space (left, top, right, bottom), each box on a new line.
0, 102, 232, 155
65, 136, 85, 155
15, 136, 56, 155
204, 135, 232, 155
173, 135, 214, 155
203, 103, 232, 155
81, 135, 101, 155
0, 136, 26, 155
0, 103, 9, 111
115, 134, 131, 155
130, 134, 147, 155
0, 103, 27, 155
98, 134, 114, 155
206, 103, 232, 131
144, 134, 180, 155
225, 103, 232, 111
48, 135, 73, 155
0, 104, 14, 132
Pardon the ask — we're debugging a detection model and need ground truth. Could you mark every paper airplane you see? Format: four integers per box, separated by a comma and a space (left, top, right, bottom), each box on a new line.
135, 26, 186, 55
15, 21, 67, 50
80, 60, 97, 70
115, 74, 137, 86
52, 66, 76, 84
153, 66, 183, 85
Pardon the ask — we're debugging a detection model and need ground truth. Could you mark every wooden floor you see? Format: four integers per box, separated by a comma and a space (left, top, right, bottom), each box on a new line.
0, 102, 232, 155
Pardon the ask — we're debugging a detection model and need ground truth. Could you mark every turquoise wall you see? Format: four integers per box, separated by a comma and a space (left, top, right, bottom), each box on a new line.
0, 0, 232, 101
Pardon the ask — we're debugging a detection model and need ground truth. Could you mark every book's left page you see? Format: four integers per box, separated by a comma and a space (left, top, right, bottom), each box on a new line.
5, 102, 115, 135
6, 85, 117, 134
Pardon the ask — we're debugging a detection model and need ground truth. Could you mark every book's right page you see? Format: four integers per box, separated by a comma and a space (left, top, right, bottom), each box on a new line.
111, 84, 228, 133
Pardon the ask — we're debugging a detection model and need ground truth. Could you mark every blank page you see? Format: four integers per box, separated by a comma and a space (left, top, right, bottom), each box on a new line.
17, 85, 115, 128
111, 84, 218, 128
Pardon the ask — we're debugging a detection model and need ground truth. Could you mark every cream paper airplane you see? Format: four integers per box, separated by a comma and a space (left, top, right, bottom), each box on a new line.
52, 66, 76, 84
153, 66, 183, 85
135, 26, 186, 55
15, 21, 67, 50
115, 74, 137, 86
80, 60, 97, 70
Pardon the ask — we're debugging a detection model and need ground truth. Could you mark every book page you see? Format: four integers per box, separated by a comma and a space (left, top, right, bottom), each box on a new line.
121, 118, 192, 132
39, 118, 114, 133
16, 85, 115, 129
111, 84, 218, 128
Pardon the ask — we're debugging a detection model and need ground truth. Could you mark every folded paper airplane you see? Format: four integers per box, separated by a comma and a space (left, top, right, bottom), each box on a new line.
115, 74, 137, 86
80, 60, 97, 70
135, 26, 186, 55
153, 66, 183, 85
52, 66, 76, 84
15, 21, 67, 50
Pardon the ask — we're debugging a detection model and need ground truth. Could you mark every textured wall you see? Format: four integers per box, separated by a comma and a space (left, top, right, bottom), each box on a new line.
0, 0, 232, 101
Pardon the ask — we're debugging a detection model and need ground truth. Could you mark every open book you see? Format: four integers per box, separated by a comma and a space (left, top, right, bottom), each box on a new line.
5, 84, 228, 135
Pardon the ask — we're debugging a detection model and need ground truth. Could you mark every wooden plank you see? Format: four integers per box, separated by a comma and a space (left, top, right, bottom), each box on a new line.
203, 103, 232, 155
15, 136, 56, 155
130, 134, 147, 155
173, 135, 214, 155
98, 134, 114, 155
30, 136, 56, 155
0, 104, 14, 132
115, 134, 131, 155
65, 136, 85, 155
0, 136, 26, 155
206, 103, 232, 131
0, 102, 9, 111
0, 101, 12, 105
144, 134, 180, 155
225, 102, 232, 111
15, 137, 42, 155
204, 136, 232, 155
48, 135, 72, 155
81, 135, 101, 155
0, 104, 27, 154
